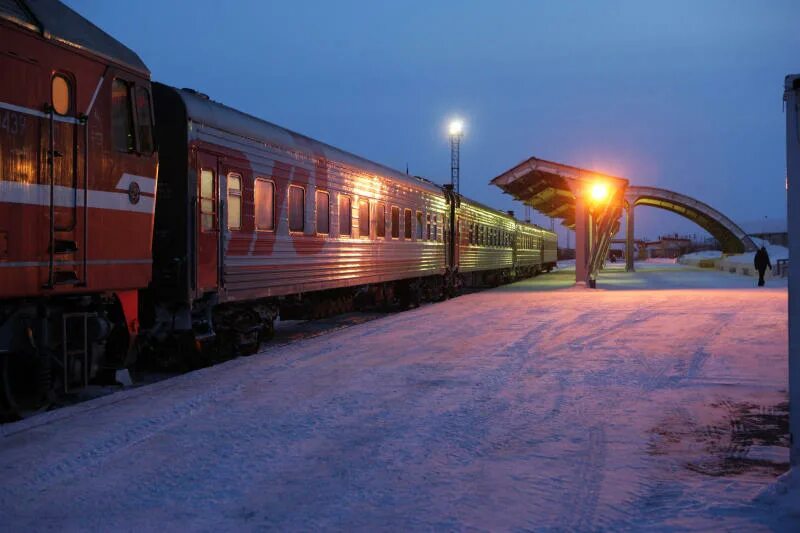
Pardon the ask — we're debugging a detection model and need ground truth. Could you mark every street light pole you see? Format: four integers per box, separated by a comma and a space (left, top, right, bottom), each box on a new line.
449, 120, 464, 194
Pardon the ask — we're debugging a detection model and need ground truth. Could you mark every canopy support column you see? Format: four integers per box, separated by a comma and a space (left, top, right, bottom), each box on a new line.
574, 193, 589, 286
626, 202, 635, 272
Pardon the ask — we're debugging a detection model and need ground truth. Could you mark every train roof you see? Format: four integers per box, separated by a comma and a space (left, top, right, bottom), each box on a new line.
0, 0, 149, 76
157, 84, 555, 236
162, 83, 443, 195
459, 195, 555, 235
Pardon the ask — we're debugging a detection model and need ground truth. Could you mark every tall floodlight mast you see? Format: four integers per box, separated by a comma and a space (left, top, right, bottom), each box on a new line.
449, 120, 464, 194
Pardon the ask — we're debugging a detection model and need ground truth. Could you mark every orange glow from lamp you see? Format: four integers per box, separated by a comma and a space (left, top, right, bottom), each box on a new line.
590, 182, 609, 202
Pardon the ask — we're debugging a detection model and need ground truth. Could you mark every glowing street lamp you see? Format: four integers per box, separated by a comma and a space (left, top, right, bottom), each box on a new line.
449, 120, 464, 136
448, 119, 464, 193
590, 182, 610, 203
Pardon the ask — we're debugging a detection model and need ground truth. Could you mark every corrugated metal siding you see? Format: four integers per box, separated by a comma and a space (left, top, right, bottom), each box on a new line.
456, 200, 515, 273
192, 125, 447, 302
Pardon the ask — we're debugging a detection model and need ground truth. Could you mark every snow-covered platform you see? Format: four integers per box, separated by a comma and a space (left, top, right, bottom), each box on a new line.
0, 264, 792, 530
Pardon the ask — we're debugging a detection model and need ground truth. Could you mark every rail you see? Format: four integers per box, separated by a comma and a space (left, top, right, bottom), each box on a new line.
775, 258, 789, 278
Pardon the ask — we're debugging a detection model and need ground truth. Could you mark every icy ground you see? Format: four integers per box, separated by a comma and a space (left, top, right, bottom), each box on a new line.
0, 264, 794, 531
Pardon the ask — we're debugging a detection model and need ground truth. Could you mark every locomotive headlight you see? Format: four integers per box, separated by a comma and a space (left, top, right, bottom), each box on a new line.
590, 182, 609, 202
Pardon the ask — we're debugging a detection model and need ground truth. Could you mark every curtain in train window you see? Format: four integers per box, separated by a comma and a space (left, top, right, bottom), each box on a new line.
289, 186, 305, 232
111, 79, 134, 152
135, 86, 154, 153
255, 179, 275, 230
391, 206, 400, 238
376, 202, 386, 237
227, 173, 242, 230
359, 199, 370, 238
51, 74, 71, 115
404, 209, 413, 239
200, 169, 215, 232
316, 190, 330, 234
339, 195, 352, 236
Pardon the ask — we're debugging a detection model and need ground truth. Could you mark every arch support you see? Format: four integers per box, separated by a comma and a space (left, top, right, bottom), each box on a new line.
624, 186, 756, 254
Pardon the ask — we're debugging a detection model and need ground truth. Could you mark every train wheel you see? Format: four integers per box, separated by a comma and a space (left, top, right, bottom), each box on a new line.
0, 353, 51, 422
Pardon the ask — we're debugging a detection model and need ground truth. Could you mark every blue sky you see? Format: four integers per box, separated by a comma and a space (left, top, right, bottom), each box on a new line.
66, 0, 800, 244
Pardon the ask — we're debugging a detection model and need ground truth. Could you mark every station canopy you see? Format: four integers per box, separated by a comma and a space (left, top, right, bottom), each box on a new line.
491, 157, 629, 227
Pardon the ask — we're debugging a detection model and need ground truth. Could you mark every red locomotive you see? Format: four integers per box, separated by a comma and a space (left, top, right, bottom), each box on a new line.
0, 0, 556, 418
0, 1, 156, 415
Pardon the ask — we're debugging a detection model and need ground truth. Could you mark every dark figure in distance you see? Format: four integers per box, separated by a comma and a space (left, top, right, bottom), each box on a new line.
754, 246, 772, 287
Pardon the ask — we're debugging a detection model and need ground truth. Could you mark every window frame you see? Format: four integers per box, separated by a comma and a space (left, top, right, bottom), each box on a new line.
316, 189, 330, 235
416, 211, 424, 240
199, 168, 216, 233
288, 184, 306, 233
226, 172, 242, 231
133, 85, 155, 154
254, 178, 276, 232
404, 208, 413, 240
111, 78, 135, 153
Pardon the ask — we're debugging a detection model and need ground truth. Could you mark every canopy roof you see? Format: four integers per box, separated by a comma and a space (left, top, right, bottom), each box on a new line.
491, 156, 629, 227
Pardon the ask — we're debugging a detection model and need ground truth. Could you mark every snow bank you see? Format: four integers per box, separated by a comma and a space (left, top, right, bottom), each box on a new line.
718, 241, 789, 279
678, 250, 723, 268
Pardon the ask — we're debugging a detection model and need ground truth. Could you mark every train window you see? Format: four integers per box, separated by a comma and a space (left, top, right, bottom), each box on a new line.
255, 179, 275, 230
391, 206, 400, 239
404, 209, 412, 239
433, 214, 438, 241
111, 79, 135, 152
468, 223, 474, 245
51, 74, 71, 115
227, 174, 242, 230
200, 169, 215, 232
339, 195, 351, 237
358, 199, 370, 238
289, 185, 305, 232
135, 86, 154, 154
416, 212, 424, 240
426, 214, 431, 240
316, 190, 330, 234
376, 202, 386, 238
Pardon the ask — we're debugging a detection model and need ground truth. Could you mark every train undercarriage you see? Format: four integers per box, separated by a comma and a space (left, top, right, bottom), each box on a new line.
0, 264, 554, 421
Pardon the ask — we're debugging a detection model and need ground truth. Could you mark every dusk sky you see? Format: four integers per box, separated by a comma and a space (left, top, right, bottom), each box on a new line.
66, 0, 800, 245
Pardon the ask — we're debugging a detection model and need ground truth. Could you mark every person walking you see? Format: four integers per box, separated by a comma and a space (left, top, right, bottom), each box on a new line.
754, 246, 772, 287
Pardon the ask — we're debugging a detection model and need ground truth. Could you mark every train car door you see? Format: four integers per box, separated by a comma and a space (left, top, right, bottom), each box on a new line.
218, 161, 249, 288
196, 152, 220, 293
48, 71, 82, 285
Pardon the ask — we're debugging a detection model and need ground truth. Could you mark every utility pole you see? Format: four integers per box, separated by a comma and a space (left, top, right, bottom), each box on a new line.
448, 120, 464, 194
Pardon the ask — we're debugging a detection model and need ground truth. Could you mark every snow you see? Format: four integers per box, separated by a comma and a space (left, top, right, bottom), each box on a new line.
678, 250, 723, 268
717, 241, 789, 280
0, 263, 793, 531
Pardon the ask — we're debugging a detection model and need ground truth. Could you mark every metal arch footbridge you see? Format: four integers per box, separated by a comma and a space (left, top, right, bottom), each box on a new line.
622, 186, 757, 272
491, 157, 756, 286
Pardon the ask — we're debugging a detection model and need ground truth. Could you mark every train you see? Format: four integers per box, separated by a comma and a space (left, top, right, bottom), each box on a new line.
0, 0, 556, 417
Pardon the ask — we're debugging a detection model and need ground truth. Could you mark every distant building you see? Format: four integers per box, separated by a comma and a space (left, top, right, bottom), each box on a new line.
740, 218, 788, 247
643, 234, 692, 259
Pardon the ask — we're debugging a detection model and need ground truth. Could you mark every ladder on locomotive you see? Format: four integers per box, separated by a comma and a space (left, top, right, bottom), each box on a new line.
44, 105, 89, 288
59, 312, 93, 392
